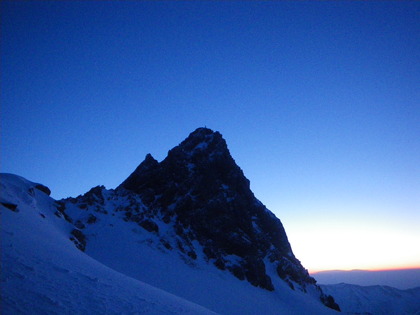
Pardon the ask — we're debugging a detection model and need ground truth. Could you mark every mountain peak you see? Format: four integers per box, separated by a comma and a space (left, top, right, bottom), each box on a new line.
189, 126, 216, 136
116, 128, 327, 295
119, 128, 242, 195
118, 153, 159, 193
112, 128, 339, 310
171, 127, 227, 159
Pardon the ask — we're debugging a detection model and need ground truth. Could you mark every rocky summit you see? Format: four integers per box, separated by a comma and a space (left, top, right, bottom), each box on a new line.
56, 127, 339, 311
120, 128, 308, 290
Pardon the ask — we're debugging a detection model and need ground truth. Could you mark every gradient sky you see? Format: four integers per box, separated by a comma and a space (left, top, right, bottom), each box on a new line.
1, 1, 419, 272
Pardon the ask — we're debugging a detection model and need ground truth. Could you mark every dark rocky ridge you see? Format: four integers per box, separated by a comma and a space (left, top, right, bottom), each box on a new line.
118, 127, 339, 310
119, 128, 301, 291
60, 127, 340, 311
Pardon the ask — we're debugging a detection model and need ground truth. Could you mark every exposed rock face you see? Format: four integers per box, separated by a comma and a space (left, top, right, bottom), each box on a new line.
70, 229, 86, 251
60, 127, 339, 310
119, 128, 304, 291
35, 184, 51, 196
1, 202, 18, 212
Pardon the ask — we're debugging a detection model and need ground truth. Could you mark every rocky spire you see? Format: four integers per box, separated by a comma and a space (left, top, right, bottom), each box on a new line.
119, 153, 160, 193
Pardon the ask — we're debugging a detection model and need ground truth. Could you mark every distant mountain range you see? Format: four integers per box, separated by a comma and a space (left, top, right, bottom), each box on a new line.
321, 283, 420, 315
312, 269, 420, 290
1, 127, 419, 314
314, 269, 420, 314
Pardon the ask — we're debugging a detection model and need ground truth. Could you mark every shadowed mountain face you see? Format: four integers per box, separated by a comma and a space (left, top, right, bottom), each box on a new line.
118, 129, 328, 294
59, 127, 339, 311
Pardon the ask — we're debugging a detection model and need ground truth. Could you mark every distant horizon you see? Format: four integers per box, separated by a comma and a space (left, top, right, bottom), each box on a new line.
310, 266, 420, 274
310, 268, 420, 290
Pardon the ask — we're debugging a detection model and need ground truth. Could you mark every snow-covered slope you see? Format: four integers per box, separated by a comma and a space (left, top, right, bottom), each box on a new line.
321, 283, 420, 315
0, 173, 337, 314
1, 174, 217, 314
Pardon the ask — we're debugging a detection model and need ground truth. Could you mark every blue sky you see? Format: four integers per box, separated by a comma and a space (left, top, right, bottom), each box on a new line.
1, 1, 419, 271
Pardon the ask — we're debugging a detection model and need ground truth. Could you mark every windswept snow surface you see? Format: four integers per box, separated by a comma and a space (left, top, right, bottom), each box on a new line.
1, 174, 216, 315
321, 283, 420, 315
1, 174, 337, 314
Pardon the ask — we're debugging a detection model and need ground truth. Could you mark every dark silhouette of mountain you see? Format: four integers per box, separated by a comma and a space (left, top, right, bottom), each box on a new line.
119, 128, 309, 289
57, 127, 339, 311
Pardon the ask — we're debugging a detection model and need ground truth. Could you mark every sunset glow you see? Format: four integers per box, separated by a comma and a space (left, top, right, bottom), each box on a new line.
285, 216, 420, 273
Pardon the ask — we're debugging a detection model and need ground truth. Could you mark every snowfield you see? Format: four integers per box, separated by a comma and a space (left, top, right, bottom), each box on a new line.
1, 174, 217, 315
321, 283, 420, 315
1, 174, 337, 314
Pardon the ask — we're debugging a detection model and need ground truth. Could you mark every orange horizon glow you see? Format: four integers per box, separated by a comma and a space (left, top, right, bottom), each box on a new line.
283, 212, 420, 275
309, 265, 420, 274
